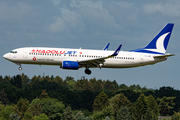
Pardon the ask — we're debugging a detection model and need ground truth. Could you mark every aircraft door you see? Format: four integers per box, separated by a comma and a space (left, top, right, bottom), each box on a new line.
139, 55, 144, 64
23, 50, 28, 58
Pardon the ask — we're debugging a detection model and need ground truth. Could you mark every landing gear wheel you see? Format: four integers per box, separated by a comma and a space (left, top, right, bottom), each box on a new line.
18, 67, 22, 71
85, 69, 91, 75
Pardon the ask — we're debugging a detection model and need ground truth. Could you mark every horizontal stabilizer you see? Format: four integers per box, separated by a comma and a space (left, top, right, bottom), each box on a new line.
153, 54, 175, 58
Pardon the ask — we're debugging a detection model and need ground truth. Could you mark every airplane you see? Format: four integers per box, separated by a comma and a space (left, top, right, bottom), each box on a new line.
3, 23, 175, 75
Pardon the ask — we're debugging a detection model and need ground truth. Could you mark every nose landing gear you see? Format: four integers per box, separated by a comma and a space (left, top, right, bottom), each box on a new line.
18, 64, 22, 71
18, 67, 22, 70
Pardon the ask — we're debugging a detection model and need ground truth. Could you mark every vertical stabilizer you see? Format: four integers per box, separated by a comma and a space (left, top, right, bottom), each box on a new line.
131, 23, 174, 54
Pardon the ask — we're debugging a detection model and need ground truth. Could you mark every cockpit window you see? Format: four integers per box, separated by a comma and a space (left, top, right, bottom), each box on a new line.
10, 51, 17, 53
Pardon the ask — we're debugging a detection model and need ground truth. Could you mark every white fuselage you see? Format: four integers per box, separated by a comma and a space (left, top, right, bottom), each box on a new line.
3, 47, 166, 69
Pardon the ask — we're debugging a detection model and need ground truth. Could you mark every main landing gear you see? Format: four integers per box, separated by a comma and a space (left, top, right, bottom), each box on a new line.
85, 67, 91, 75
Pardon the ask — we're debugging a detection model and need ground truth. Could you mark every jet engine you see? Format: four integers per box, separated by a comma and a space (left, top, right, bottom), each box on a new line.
62, 61, 79, 70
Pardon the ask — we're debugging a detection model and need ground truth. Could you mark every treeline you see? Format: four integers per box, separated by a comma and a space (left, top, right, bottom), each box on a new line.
0, 74, 180, 119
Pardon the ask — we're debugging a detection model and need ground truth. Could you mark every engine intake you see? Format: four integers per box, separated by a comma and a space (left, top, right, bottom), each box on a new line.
62, 61, 79, 70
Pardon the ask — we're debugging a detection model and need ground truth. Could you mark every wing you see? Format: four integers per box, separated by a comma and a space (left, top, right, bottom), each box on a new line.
78, 45, 122, 68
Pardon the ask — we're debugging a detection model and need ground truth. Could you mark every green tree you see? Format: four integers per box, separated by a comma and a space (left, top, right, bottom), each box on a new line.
0, 89, 9, 106
20, 73, 29, 84
39, 89, 49, 99
74, 111, 86, 120
129, 84, 141, 90
102, 106, 113, 119
73, 80, 83, 90
162, 118, 168, 120
66, 80, 76, 90
1, 84, 19, 104
74, 79, 91, 90
10, 75, 22, 88
144, 108, 153, 120
54, 76, 63, 86
30, 98, 65, 120
89, 78, 102, 91
0, 105, 14, 120
0, 76, 3, 82
132, 94, 148, 120
92, 106, 113, 120
28, 103, 42, 116
92, 111, 104, 120
156, 96, 176, 116
112, 80, 118, 90
51, 75, 54, 81
84, 116, 93, 120
33, 113, 48, 120
9, 113, 20, 120
111, 93, 131, 117
64, 76, 74, 81
15, 98, 29, 119
62, 106, 74, 120
3, 75, 11, 83
171, 113, 180, 120
43, 75, 52, 82
102, 80, 118, 90
79, 90, 95, 112
105, 116, 111, 120
119, 84, 128, 90
0, 104, 5, 116
103, 80, 113, 90
93, 91, 109, 112
146, 95, 159, 119
82, 79, 92, 90
22, 112, 33, 120
144, 89, 155, 97
117, 89, 140, 103
155, 86, 180, 113
117, 106, 131, 120
30, 75, 38, 85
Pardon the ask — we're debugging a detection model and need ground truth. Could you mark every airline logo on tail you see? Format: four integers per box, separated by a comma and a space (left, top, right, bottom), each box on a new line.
131, 23, 174, 54
144, 32, 170, 53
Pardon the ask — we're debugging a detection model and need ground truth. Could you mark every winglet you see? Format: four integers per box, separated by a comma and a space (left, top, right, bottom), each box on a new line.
111, 45, 122, 56
103, 43, 110, 51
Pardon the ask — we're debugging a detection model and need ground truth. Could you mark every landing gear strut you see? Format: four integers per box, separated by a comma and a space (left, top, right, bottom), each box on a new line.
85, 67, 91, 75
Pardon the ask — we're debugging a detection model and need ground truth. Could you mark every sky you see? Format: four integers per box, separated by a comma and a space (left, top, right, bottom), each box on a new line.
0, 0, 180, 89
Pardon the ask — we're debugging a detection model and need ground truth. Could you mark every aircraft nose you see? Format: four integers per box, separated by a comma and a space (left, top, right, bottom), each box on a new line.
3, 53, 8, 59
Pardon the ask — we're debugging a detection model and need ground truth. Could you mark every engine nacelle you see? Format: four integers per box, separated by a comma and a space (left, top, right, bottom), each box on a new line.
62, 61, 79, 70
